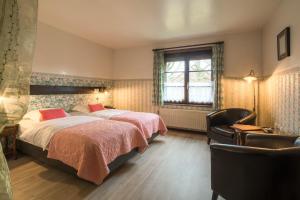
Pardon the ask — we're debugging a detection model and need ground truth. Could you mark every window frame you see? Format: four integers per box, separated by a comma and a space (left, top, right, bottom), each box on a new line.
163, 48, 213, 107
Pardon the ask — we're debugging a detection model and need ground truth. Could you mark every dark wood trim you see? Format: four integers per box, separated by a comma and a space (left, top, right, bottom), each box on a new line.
167, 127, 207, 134
0, 124, 19, 160
163, 102, 213, 107
152, 41, 224, 52
164, 48, 212, 57
30, 85, 106, 95
277, 27, 290, 61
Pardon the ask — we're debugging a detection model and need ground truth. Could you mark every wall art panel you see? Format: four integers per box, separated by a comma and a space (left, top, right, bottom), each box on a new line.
259, 68, 300, 134
28, 72, 113, 112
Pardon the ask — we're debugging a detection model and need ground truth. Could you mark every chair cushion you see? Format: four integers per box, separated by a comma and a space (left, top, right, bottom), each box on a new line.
211, 125, 235, 138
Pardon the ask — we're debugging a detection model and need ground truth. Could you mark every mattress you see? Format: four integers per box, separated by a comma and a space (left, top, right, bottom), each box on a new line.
18, 116, 101, 150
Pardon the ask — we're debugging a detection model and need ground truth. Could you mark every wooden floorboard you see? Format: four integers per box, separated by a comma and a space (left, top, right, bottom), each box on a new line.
8, 130, 219, 200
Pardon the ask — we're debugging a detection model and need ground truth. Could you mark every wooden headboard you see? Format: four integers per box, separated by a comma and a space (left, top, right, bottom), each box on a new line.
30, 85, 106, 95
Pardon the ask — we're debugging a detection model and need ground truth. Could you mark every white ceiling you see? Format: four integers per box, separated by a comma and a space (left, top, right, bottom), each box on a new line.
38, 0, 281, 49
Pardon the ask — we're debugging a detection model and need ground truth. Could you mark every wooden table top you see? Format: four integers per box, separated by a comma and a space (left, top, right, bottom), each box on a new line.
230, 124, 263, 132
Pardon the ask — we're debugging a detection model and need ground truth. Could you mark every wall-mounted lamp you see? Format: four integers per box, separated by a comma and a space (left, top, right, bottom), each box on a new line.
94, 88, 100, 94
94, 87, 106, 93
243, 69, 258, 112
94, 89, 100, 103
93, 87, 108, 103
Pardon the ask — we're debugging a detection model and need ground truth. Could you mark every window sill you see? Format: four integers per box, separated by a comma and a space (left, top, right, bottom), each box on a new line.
163, 103, 213, 108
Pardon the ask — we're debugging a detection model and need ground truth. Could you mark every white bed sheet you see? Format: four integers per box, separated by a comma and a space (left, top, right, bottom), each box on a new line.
18, 116, 102, 150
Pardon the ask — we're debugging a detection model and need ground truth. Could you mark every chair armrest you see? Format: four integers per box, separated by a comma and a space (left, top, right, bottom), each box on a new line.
206, 110, 227, 130
235, 112, 256, 125
245, 134, 299, 149
211, 143, 277, 154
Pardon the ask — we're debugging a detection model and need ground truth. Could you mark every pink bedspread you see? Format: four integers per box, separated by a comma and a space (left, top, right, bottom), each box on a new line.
111, 112, 168, 139
47, 120, 148, 185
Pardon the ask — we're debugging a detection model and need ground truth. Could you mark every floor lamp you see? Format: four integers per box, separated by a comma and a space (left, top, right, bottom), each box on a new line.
243, 70, 257, 112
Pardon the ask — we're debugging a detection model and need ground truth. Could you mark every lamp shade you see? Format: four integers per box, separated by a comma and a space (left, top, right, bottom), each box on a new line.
243, 70, 257, 82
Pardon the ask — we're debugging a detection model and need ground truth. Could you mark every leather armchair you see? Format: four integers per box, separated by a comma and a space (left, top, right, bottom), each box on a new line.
206, 108, 256, 145
210, 134, 300, 200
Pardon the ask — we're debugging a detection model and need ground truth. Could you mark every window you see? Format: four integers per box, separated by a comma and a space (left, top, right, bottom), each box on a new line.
163, 49, 213, 106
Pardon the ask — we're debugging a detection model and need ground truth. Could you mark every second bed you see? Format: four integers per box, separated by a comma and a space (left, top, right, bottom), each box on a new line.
71, 104, 168, 140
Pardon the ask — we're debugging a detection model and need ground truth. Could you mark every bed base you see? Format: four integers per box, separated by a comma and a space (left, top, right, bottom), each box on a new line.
16, 139, 138, 180
16, 132, 159, 183
148, 132, 159, 143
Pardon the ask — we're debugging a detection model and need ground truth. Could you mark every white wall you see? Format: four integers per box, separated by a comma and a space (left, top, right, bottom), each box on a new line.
113, 31, 262, 79
33, 22, 262, 80
33, 22, 113, 78
262, 0, 300, 75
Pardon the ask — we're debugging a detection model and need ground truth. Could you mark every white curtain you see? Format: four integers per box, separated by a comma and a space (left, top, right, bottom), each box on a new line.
0, 0, 38, 128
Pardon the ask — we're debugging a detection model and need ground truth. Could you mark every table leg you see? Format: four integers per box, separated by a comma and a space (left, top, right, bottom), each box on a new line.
236, 131, 241, 145
12, 134, 17, 159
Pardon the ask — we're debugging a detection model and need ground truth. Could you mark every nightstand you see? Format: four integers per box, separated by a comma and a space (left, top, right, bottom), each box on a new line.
0, 124, 19, 159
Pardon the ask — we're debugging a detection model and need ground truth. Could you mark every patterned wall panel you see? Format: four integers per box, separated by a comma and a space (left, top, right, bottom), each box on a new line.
28, 72, 113, 112
113, 79, 217, 113
259, 68, 300, 134
112, 78, 256, 130
222, 78, 258, 111
113, 80, 158, 113
31, 72, 113, 87
113, 78, 257, 111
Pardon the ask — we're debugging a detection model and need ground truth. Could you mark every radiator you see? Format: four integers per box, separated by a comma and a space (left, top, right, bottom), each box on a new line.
159, 108, 209, 131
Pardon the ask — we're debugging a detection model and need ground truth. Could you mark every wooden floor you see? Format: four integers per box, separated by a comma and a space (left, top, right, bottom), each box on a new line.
8, 130, 217, 200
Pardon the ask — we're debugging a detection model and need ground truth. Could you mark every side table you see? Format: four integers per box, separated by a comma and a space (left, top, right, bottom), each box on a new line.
0, 124, 19, 159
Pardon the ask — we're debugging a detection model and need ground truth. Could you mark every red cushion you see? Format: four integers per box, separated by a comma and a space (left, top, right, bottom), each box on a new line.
39, 109, 67, 121
88, 103, 105, 112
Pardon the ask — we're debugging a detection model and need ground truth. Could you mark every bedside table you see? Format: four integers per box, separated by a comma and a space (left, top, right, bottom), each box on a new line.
0, 124, 19, 159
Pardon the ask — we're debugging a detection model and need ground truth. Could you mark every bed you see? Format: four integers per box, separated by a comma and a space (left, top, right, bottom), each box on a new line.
71, 104, 168, 141
17, 115, 148, 185
29, 84, 168, 142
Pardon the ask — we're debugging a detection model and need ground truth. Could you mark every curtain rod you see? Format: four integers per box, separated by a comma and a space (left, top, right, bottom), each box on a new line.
152, 41, 224, 52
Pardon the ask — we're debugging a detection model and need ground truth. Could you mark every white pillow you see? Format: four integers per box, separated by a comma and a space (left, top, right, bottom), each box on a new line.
23, 108, 70, 122
72, 104, 90, 113
22, 110, 42, 122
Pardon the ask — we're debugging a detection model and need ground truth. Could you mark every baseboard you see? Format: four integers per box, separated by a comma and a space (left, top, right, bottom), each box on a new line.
167, 126, 207, 134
